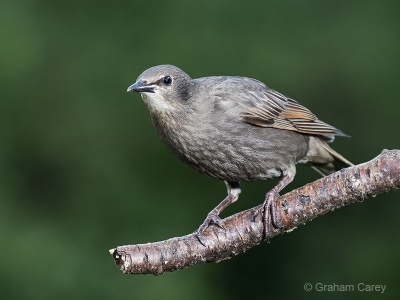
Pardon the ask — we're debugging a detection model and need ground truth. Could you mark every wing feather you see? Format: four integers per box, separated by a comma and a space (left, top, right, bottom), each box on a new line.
241, 87, 349, 140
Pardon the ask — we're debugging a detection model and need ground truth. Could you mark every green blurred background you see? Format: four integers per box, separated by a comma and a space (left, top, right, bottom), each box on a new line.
1, 0, 399, 299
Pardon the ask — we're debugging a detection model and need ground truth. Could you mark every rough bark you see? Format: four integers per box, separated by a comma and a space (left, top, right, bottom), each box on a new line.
109, 149, 400, 275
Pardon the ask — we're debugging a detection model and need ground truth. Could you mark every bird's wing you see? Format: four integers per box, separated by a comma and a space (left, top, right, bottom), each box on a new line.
239, 86, 348, 140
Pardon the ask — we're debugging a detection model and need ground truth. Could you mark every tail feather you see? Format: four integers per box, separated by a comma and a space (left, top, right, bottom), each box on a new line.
307, 137, 353, 176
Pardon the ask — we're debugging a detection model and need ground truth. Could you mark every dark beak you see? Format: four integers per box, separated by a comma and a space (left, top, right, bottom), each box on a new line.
127, 80, 156, 93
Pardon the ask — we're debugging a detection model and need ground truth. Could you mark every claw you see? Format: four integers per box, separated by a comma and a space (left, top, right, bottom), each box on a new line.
193, 181, 240, 246
261, 173, 294, 242
209, 214, 225, 230
263, 191, 279, 242
194, 230, 207, 247
194, 213, 225, 246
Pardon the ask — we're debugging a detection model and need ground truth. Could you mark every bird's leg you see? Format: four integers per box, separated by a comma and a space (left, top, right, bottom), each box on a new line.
195, 181, 241, 245
262, 173, 294, 242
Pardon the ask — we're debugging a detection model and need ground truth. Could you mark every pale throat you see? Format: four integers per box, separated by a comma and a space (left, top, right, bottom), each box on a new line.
141, 92, 175, 114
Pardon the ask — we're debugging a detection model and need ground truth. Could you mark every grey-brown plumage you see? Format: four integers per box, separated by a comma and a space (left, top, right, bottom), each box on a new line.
127, 64, 353, 243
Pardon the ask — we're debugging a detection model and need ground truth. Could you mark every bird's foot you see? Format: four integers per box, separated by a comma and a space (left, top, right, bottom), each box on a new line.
262, 190, 279, 242
194, 212, 225, 246
251, 191, 279, 242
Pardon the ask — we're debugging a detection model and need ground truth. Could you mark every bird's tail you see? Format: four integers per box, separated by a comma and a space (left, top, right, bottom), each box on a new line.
308, 137, 354, 176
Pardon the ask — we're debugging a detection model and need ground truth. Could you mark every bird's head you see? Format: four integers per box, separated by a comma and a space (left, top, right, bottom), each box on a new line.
127, 65, 194, 114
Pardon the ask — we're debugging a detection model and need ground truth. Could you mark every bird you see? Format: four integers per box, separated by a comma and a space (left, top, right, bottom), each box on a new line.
127, 64, 353, 244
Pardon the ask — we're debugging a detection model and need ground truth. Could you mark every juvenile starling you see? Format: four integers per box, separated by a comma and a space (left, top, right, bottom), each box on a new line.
127, 64, 352, 243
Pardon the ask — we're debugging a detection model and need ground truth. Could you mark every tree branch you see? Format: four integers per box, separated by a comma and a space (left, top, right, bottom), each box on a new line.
109, 149, 400, 275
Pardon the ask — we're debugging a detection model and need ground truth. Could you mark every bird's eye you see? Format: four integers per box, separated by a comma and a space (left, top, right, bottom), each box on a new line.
163, 76, 173, 85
